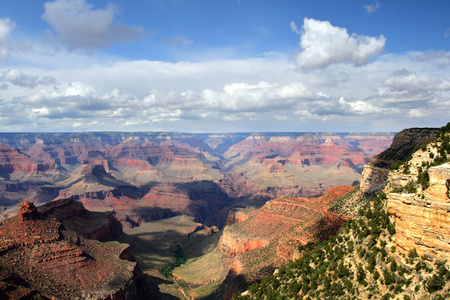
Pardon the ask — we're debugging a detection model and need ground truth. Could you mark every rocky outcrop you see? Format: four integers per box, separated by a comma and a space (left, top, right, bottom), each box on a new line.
37, 198, 123, 242
225, 206, 256, 225
17, 199, 39, 220
360, 164, 391, 196
360, 128, 438, 196
0, 200, 147, 299
219, 186, 353, 274
387, 163, 450, 262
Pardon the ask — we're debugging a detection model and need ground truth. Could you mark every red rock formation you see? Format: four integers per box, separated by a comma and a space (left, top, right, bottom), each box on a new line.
18, 199, 38, 220
37, 198, 123, 242
225, 206, 256, 225
0, 144, 64, 183
0, 200, 147, 299
114, 158, 157, 171
219, 186, 354, 274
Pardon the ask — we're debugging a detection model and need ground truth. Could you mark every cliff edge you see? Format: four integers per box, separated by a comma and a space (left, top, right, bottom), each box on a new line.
360, 127, 438, 196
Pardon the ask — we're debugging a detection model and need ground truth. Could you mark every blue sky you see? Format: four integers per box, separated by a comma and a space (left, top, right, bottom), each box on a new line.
0, 0, 449, 132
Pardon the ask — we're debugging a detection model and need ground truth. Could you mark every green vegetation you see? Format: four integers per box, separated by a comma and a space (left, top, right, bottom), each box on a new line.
389, 123, 450, 195
392, 181, 417, 194
234, 191, 449, 299
426, 263, 450, 293
423, 123, 450, 167
160, 244, 187, 278
417, 167, 430, 189
390, 160, 404, 171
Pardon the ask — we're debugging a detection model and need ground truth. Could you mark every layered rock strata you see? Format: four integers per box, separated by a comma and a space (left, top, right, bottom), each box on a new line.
0, 200, 146, 299
387, 163, 450, 262
37, 198, 123, 242
218, 186, 353, 274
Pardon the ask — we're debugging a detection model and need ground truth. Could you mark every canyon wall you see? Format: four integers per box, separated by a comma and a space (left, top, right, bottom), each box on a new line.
384, 137, 450, 262
0, 132, 393, 228
355, 126, 450, 264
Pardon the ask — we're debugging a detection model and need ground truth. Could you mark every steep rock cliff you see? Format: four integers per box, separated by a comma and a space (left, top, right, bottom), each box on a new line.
360, 128, 438, 196
384, 129, 450, 263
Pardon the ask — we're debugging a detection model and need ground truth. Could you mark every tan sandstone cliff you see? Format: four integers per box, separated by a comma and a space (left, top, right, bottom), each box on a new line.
360, 128, 437, 196
387, 162, 450, 263
382, 129, 450, 263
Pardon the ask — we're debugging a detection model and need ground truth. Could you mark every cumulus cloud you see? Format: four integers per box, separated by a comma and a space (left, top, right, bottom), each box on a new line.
2, 50, 450, 132
0, 18, 15, 61
408, 108, 430, 118
42, 0, 144, 51
1, 69, 56, 88
364, 1, 381, 14
293, 18, 386, 69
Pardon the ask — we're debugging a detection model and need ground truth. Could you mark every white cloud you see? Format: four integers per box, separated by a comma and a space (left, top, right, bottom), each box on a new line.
42, 0, 144, 51
1, 48, 450, 132
0, 18, 15, 61
290, 21, 301, 34
1, 69, 56, 88
384, 74, 450, 93
364, 1, 381, 14
293, 18, 386, 69
408, 108, 430, 118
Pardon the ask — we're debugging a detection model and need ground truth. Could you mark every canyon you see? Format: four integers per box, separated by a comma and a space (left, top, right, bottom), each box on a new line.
0, 131, 398, 299
1, 127, 449, 299
0, 132, 394, 228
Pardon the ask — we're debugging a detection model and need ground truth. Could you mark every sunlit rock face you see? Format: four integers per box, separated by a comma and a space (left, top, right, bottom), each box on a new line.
218, 186, 353, 274
387, 163, 450, 262
360, 128, 437, 196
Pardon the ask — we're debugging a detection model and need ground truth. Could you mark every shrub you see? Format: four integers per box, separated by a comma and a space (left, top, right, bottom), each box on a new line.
408, 248, 418, 259
390, 260, 398, 273
390, 160, 404, 170
418, 168, 430, 188
373, 270, 380, 281
402, 163, 410, 174
426, 274, 446, 292
383, 269, 396, 286
426, 263, 450, 292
